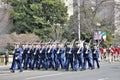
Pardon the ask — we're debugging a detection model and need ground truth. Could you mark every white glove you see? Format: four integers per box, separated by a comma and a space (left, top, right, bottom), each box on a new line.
15, 57, 18, 60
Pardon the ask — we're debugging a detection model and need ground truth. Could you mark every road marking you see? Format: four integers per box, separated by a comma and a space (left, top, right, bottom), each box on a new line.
0, 73, 10, 76
0, 70, 31, 76
26, 73, 65, 80
98, 77, 109, 80
0, 72, 20, 76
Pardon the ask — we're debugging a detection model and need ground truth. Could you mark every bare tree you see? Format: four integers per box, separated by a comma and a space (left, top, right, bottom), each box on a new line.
68, 0, 115, 38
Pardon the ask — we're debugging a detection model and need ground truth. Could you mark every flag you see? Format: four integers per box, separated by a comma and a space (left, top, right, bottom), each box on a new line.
94, 32, 97, 40
102, 32, 107, 41
94, 31, 101, 40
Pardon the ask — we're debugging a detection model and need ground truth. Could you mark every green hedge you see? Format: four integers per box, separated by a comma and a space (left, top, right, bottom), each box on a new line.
0, 51, 13, 55
0, 52, 4, 55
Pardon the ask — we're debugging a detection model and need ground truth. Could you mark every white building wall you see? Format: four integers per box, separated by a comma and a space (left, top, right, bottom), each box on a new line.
62, 0, 74, 18
114, 1, 120, 30
114, 0, 120, 43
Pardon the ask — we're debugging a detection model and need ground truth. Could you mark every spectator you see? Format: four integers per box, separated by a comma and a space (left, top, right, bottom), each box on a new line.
4, 49, 9, 65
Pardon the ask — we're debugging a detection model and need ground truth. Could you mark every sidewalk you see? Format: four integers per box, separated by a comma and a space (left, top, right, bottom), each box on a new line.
0, 63, 11, 67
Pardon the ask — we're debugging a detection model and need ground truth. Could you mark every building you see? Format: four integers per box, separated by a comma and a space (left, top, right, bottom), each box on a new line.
114, 0, 120, 31
61, 0, 74, 18
114, 0, 120, 44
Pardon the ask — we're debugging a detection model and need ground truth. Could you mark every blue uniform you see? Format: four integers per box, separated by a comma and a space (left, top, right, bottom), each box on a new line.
73, 46, 84, 70
37, 47, 43, 69
54, 47, 60, 70
92, 48, 100, 69
11, 47, 23, 72
59, 47, 65, 69
47, 47, 55, 69
23, 47, 29, 70
29, 48, 36, 70
41, 47, 49, 70
34, 48, 40, 69
65, 46, 74, 71
56, 47, 65, 69
44, 47, 49, 70
83, 47, 93, 69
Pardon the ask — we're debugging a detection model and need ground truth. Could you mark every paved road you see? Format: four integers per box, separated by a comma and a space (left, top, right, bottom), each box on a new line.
0, 62, 120, 80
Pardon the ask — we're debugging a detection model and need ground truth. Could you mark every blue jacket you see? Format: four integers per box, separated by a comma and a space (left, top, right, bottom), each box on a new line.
92, 48, 99, 58
59, 47, 65, 59
14, 48, 23, 60
75, 46, 83, 58
65, 46, 74, 58
23, 48, 29, 59
83, 47, 92, 58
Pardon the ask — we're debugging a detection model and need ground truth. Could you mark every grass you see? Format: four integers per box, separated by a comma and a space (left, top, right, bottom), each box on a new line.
0, 62, 12, 66
0, 62, 5, 65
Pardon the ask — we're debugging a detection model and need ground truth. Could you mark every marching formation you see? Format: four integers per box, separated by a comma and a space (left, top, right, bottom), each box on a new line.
99, 44, 120, 63
10, 39, 120, 73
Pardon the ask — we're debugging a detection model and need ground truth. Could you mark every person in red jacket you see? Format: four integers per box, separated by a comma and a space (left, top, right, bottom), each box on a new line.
117, 46, 120, 61
111, 46, 116, 62
99, 46, 104, 61
107, 44, 114, 63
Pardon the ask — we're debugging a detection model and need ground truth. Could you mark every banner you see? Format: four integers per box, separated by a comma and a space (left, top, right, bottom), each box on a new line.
94, 31, 101, 40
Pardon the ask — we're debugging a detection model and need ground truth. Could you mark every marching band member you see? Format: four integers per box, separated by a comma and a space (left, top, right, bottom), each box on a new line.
65, 42, 74, 71
83, 43, 93, 70
11, 43, 23, 73
117, 45, 120, 61
73, 41, 84, 71
92, 45, 100, 69
99, 46, 104, 61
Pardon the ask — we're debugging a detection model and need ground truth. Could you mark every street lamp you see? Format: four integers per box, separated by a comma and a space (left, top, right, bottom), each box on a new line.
77, 0, 80, 41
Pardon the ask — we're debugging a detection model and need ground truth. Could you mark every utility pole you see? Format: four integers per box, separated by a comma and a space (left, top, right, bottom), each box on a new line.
77, 0, 80, 41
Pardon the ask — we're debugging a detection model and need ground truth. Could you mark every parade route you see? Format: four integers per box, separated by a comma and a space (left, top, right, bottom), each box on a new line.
0, 0, 120, 80
0, 62, 120, 80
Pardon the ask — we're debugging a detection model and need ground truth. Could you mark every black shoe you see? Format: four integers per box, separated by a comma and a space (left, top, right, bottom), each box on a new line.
81, 68, 86, 71
31, 68, 34, 70
91, 68, 94, 70
65, 69, 69, 71
55, 68, 58, 71
11, 70, 15, 73
74, 69, 77, 71
38, 68, 40, 70
80, 69, 84, 71
97, 67, 100, 69
19, 70, 23, 72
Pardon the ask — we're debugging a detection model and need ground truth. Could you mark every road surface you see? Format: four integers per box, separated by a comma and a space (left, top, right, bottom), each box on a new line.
0, 62, 120, 80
